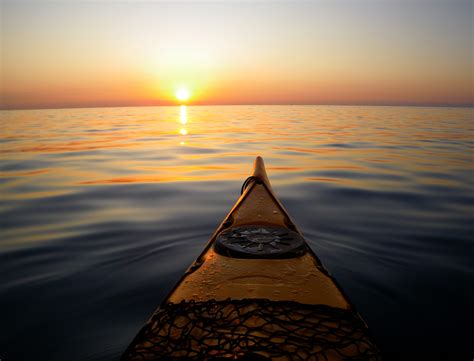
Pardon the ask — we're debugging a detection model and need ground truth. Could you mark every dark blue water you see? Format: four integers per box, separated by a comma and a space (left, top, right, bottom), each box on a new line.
1, 105, 473, 360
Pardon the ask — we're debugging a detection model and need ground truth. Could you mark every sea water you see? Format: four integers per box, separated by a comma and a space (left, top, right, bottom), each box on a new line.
1, 105, 473, 360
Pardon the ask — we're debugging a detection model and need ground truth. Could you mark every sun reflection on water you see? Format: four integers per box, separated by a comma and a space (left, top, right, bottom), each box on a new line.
179, 105, 188, 143
180, 105, 187, 125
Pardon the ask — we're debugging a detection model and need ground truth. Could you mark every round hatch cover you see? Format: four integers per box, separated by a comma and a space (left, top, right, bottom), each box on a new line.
214, 225, 307, 259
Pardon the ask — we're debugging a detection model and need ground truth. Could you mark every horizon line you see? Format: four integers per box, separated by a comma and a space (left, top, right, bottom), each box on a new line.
1, 101, 473, 111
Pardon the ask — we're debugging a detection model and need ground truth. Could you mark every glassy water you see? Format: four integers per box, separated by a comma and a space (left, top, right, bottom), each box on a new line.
1, 105, 473, 360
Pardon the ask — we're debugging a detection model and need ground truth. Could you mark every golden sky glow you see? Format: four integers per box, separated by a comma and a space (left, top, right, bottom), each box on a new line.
1, 1, 472, 109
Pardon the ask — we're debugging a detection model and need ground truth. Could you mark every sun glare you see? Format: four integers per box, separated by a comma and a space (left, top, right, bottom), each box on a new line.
176, 88, 191, 102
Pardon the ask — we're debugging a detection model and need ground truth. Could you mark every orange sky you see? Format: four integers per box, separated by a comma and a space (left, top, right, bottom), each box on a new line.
1, 1, 472, 110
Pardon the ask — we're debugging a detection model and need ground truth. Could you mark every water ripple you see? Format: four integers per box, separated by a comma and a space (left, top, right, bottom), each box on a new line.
1, 105, 473, 360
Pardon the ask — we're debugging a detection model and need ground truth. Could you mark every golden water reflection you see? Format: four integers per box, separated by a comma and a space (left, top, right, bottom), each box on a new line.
179, 105, 188, 143
0, 106, 472, 189
180, 105, 187, 125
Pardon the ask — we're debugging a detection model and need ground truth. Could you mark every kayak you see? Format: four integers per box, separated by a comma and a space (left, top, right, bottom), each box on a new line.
121, 157, 381, 360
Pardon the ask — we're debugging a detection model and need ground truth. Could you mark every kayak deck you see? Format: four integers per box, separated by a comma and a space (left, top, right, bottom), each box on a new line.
121, 157, 380, 360
124, 299, 377, 360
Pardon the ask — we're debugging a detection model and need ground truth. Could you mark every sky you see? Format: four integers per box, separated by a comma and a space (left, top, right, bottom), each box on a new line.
1, 0, 472, 109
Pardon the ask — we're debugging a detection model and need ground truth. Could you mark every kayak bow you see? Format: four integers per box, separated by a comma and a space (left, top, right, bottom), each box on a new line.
121, 157, 380, 360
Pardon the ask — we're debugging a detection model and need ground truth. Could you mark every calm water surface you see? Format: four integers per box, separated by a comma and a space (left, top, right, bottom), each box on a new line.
1, 105, 473, 360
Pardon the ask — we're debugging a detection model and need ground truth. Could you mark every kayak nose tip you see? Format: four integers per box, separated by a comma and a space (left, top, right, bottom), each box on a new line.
254, 156, 265, 170
252, 156, 271, 188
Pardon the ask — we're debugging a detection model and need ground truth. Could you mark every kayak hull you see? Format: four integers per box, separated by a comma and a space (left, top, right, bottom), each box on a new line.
121, 157, 381, 360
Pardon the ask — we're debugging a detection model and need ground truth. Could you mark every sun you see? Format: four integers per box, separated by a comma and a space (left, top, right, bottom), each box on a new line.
175, 88, 191, 102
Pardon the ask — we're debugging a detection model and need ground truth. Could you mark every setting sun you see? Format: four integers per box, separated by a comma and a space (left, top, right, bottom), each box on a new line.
175, 88, 191, 102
